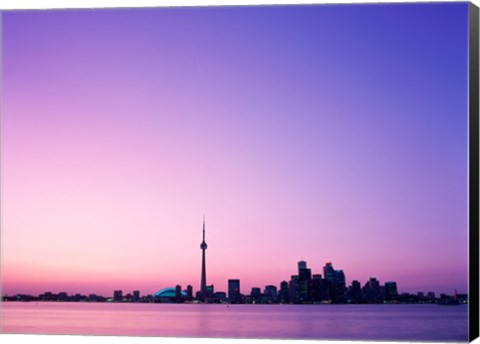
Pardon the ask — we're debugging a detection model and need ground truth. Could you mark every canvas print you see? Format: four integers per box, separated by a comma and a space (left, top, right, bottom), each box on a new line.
0, 2, 478, 342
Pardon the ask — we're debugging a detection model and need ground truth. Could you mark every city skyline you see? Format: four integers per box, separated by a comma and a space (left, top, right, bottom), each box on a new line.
1, 4, 469, 297
2, 255, 466, 305
1, 218, 467, 297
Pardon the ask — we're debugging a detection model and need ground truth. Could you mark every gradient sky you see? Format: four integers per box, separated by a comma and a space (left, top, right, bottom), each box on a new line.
1, 3, 470, 297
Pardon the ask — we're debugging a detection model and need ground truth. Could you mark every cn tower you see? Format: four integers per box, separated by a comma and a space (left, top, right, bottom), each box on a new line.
200, 216, 208, 302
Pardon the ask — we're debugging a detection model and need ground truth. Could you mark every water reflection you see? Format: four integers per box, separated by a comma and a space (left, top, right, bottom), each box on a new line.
1, 302, 468, 341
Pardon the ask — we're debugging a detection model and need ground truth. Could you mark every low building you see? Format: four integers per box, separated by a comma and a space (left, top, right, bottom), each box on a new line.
154, 288, 188, 303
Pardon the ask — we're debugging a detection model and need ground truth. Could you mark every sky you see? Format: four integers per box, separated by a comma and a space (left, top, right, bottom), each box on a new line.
0, 3, 470, 297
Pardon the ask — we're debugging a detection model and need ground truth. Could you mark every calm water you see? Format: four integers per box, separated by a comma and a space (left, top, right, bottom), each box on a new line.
0, 302, 469, 341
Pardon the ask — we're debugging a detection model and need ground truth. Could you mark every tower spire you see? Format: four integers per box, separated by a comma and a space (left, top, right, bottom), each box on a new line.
200, 216, 208, 302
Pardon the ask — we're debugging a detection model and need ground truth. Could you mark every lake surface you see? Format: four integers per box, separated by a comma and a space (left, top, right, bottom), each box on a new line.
0, 302, 469, 341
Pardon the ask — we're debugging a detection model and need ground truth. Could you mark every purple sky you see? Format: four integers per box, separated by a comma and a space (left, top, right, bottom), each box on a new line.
1, 3, 470, 297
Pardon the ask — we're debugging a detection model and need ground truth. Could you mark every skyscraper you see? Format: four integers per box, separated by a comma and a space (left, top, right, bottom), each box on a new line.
385, 281, 398, 302
323, 262, 346, 303
363, 276, 383, 303
228, 279, 241, 303
298, 260, 307, 270
323, 262, 335, 281
309, 274, 323, 303
297, 260, 311, 303
264, 285, 278, 303
298, 260, 312, 280
250, 287, 261, 303
289, 275, 300, 303
334, 269, 346, 303
113, 290, 123, 302
200, 216, 208, 302
175, 285, 182, 302
349, 280, 362, 303
279, 280, 289, 303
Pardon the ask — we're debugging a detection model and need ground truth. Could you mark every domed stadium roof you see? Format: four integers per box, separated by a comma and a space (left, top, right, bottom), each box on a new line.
154, 288, 187, 298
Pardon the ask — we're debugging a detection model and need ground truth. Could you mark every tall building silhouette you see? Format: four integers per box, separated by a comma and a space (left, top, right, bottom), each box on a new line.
323, 262, 346, 303
200, 216, 208, 302
349, 280, 362, 303
279, 280, 289, 303
363, 276, 383, 303
385, 281, 398, 302
297, 260, 311, 303
228, 279, 241, 303
298, 260, 311, 280
264, 285, 277, 303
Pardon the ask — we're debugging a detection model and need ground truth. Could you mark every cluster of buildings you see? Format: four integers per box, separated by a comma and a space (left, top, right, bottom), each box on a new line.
2, 259, 466, 305
2, 291, 108, 302
146, 260, 426, 304
189, 218, 398, 304
1, 219, 467, 305
116, 257, 463, 305
157, 219, 467, 305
